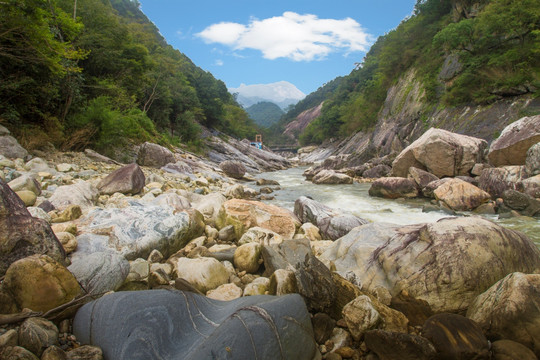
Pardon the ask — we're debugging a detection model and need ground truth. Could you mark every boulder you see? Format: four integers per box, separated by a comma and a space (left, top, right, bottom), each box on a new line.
66, 345, 103, 360
262, 238, 336, 312
75, 203, 204, 260
243, 277, 270, 296
191, 192, 226, 226
297, 222, 322, 241
0, 134, 28, 159
217, 199, 300, 239
319, 217, 540, 313
523, 174, 540, 198
342, 295, 408, 341
312, 170, 353, 184
491, 340, 538, 360
68, 252, 129, 295
97, 163, 145, 195
364, 330, 437, 360
269, 269, 298, 296
49, 181, 99, 211
433, 178, 491, 211
136, 142, 175, 168
311, 313, 336, 344
408, 167, 439, 189
363, 164, 392, 179
391, 128, 487, 178
0, 179, 65, 276
73, 290, 317, 360
7, 175, 41, 196
368, 177, 419, 199
422, 313, 490, 359
219, 160, 246, 179
18, 317, 59, 357
488, 115, 540, 167
233, 242, 262, 273
55, 232, 77, 254
502, 189, 540, 216
467, 272, 540, 356
294, 196, 368, 240
478, 166, 527, 199
16, 190, 37, 206
168, 257, 229, 293
0, 346, 39, 359
526, 142, 540, 176
3, 254, 82, 312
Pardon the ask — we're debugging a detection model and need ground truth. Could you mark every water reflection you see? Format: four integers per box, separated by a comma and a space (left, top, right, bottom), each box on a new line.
253, 167, 540, 247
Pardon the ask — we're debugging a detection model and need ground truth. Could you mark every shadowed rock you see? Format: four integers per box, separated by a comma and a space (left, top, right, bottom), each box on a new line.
137, 142, 175, 168
0, 179, 65, 276
488, 115, 540, 167
219, 160, 246, 179
368, 177, 419, 199
73, 289, 317, 360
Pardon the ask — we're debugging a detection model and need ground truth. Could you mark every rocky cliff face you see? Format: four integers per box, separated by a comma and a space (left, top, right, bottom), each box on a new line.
283, 102, 324, 141
297, 67, 540, 165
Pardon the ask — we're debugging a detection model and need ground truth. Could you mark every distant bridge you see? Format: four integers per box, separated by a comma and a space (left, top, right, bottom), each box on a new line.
269, 145, 300, 153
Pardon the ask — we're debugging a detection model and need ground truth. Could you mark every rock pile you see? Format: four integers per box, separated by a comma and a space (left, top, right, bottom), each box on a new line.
1, 128, 540, 359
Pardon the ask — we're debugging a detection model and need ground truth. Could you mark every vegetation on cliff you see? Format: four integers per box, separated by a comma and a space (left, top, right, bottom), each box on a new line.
0, 0, 258, 156
298, 0, 540, 145
245, 102, 284, 128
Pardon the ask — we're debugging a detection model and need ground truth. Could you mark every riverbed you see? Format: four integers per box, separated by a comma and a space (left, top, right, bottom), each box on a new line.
253, 167, 540, 247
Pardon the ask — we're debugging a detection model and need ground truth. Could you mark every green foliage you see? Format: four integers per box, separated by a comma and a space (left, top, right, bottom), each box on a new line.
246, 102, 284, 128
0, 0, 258, 154
294, 0, 539, 145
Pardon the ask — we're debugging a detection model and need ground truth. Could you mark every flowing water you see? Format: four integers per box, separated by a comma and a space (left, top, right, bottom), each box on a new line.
254, 167, 540, 248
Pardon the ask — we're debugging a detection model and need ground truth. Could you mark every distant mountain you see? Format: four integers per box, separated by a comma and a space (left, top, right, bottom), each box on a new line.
246, 102, 285, 128
230, 81, 306, 110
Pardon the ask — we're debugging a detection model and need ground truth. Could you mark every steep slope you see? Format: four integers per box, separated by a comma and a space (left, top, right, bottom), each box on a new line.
290, 0, 539, 162
0, 0, 257, 157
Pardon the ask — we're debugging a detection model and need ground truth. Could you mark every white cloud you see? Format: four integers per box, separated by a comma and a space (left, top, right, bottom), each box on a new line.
196, 12, 372, 62
214, 59, 224, 66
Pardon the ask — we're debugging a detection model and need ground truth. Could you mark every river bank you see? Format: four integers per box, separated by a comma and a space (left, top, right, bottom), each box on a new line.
253, 166, 540, 247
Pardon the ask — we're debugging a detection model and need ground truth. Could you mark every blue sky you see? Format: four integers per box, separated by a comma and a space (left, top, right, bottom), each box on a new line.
137, 0, 417, 95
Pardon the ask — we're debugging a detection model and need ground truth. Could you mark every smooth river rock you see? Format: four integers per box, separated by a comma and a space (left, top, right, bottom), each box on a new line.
73, 289, 318, 360
319, 217, 540, 313
137, 142, 175, 168
432, 177, 491, 211
97, 163, 145, 195
368, 177, 419, 199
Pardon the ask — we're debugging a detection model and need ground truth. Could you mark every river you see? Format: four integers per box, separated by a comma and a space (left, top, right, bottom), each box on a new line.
253, 167, 540, 248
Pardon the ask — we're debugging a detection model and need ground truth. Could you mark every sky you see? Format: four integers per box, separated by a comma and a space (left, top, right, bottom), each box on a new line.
137, 0, 418, 95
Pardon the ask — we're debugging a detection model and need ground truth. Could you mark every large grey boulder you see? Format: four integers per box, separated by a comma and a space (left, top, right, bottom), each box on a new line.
467, 272, 540, 356
68, 252, 129, 295
0, 133, 28, 159
75, 202, 204, 260
391, 128, 487, 178
0, 179, 65, 276
73, 290, 317, 360
319, 217, 540, 313
294, 196, 368, 240
137, 142, 175, 168
219, 160, 246, 179
488, 115, 540, 167
49, 181, 99, 211
97, 163, 145, 195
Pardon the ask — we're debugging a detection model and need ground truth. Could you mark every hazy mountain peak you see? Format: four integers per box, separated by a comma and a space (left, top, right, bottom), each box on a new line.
230, 81, 306, 110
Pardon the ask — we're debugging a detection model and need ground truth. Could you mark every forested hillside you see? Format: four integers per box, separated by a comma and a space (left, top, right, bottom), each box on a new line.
297, 0, 540, 145
245, 102, 284, 128
0, 0, 258, 157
